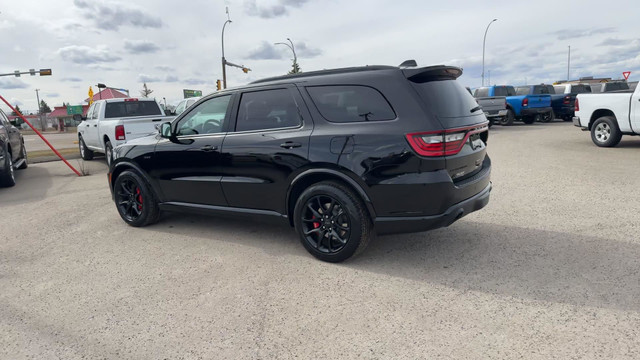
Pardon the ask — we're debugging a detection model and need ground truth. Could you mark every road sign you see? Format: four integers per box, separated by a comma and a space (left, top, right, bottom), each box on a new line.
66, 105, 83, 115
183, 89, 202, 98
88, 86, 94, 105
623, 71, 631, 80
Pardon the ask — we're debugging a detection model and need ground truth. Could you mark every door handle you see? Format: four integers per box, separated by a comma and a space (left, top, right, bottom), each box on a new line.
280, 141, 301, 149
86, 124, 90, 127
94, 124, 97, 127
201, 145, 218, 152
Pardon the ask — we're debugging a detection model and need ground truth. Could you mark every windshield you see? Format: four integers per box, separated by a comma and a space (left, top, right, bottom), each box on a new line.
105, 100, 162, 118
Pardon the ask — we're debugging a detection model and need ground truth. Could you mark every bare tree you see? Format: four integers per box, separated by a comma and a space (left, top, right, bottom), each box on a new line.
140, 83, 154, 98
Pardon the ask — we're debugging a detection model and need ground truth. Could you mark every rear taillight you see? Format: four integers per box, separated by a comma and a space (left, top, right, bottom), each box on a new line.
115, 125, 125, 140
563, 95, 571, 105
406, 123, 489, 157
522, 98, 529, 107
574, 98, 579, 111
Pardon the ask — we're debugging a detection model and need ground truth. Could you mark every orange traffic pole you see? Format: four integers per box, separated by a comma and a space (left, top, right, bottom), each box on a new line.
0, 94, 82, 177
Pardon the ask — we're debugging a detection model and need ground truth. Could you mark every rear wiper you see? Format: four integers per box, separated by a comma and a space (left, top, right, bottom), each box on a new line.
470, 106, 482, 113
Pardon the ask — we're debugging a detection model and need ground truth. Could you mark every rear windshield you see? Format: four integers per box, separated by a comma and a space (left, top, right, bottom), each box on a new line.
410, 79, 481, 118
572, 85, 591, 94
104, 100, 162, 118
544, 85, 555, 94
494, 86, 515, 96
604, 82, 629, 92
515, 87, 530, 95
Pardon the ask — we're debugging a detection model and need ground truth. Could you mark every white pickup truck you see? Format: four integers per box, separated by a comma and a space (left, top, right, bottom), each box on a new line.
78, 98, 174, 165
573, 84, 640, 147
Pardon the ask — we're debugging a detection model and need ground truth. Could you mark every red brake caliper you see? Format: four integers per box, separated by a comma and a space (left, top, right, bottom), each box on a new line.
312, 216, 320, 229
136, 188, 143, 210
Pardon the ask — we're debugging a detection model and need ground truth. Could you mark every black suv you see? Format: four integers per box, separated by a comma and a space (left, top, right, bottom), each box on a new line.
109, 63, 492, 262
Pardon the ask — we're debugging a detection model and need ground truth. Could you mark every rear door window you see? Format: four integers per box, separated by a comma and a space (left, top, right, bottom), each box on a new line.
235, 89, 302, 132
306, 85, 396, 122
104, 100, 162, 118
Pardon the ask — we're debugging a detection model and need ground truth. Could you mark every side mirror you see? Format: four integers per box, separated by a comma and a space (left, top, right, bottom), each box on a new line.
159, 122, 172, 138
9, 120, 17, 126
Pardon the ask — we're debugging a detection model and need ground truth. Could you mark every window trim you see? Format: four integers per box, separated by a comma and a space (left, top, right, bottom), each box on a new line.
304, 84, 397, 124
231, 87, 304, 133
173, 94, 234, 138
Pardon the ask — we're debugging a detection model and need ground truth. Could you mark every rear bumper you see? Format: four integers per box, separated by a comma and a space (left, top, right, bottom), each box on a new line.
520, 107, 552, 116
374, 182, 492, 235
573, 116, 587, 129
554, 106, 574, 116
484, 109, 508, 118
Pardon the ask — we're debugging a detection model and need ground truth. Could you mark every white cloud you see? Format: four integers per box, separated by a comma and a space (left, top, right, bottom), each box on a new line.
57, 45, 121, 64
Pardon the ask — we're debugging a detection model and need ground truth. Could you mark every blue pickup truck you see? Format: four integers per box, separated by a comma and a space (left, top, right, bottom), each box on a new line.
474, 85, 552, 125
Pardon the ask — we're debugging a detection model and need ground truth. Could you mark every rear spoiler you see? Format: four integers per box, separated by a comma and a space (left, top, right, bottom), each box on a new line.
402, 65, 463, 83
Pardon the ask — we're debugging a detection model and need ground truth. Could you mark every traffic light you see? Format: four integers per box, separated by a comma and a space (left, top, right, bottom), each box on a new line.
216, 79, 222, 91
39, 69, 52, 76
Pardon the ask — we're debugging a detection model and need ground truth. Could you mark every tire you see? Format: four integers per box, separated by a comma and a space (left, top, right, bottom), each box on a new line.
17, 142, 28, 169
563, 115, 573, 122
522, 116, 535, 124
488, 118, 494, 128
0, 147, 16, 187
541, 110, 554, 123
113, 170, 160, 227
591, 116, 622, 147
293, 181, 372, 263
79, 135, 94, 160
533, 113, 543, 123
499, 109, 515, 126
104, 141, 113, 167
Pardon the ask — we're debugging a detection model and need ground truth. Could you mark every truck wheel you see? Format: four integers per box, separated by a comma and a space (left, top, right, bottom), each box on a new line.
522, 116, 535, 124
293, 181, 372, 263
17, 142, 28, 169
591, 116, 622, 147
113, 170, 161, 227
500, 109, 515, 126
0, 147, 16, 187
105, 141, 113, 167
541, 110, 554, 123
79, 135, 94, 160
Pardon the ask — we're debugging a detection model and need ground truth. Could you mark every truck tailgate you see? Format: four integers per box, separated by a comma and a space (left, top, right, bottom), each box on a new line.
526, 95, 551, 108
119, 115, 172, 140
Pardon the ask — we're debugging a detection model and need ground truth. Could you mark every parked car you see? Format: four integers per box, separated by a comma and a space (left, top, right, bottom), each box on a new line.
173, 96, 201, 116
589, 81, 630, 93
573, 82, 640, 147
0, 109, 27, 187
536, 84, 574, 122
108, 63, 492, 262
513, 85, 554, 123
77, 98, 175, 166
471, 87, 509, 126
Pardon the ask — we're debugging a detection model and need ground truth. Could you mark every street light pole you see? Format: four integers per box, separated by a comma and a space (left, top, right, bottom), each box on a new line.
275, 38, 298, 73
567, 45, 571, 81
482, 18, 497, 87
221, 8, 232, 89
35, 88, 45, 131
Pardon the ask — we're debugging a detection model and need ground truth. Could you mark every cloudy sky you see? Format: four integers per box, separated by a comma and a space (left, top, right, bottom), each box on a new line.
1, 0, 639, 114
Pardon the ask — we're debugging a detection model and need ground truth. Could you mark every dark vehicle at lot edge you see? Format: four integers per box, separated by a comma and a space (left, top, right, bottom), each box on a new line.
553, 83, 592, 121
468, 87, 508, 126
0, 109, 28, 187
474, 85, 552, 125
108, 63, 492, 262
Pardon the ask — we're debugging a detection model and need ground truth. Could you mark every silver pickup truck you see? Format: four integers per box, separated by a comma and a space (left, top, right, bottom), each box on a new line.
467, 87, 510, 126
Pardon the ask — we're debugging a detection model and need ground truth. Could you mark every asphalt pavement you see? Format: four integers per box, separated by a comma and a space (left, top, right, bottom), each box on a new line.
1, 122, 639, 359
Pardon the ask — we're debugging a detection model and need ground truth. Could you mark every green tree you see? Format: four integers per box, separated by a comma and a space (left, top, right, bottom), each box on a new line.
140, 83, 154, 98
288, 61, 301, 75
11, 105, 22, 116
40, 100, 52, 113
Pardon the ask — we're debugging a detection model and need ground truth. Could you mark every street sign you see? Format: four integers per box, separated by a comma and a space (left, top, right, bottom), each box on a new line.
88, 86, 94, 105
183, 89, 203, 98
623, 71, 631, 80
66, 105, 83, 115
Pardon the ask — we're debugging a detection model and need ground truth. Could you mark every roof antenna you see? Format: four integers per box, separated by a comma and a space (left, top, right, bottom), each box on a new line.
399, 60, 417, 68
226, 6, 230, 21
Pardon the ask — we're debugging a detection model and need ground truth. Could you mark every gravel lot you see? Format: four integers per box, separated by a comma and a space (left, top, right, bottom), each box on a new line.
1, 122, 639, 359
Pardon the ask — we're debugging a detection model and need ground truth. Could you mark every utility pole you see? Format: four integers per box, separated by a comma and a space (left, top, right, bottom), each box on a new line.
35, 88, 45, 131
221, 7, 232, 89
275, 38, 298, 73
567, 45, 571, 81
488, 70, 491, 86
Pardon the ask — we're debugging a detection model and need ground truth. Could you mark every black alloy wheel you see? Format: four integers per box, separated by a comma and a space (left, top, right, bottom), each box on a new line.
294, 181, 372, 262
301, 194, 351, 254
18, 142, 28, 169
500, 109, 515, 126
114, 170, 160, 227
